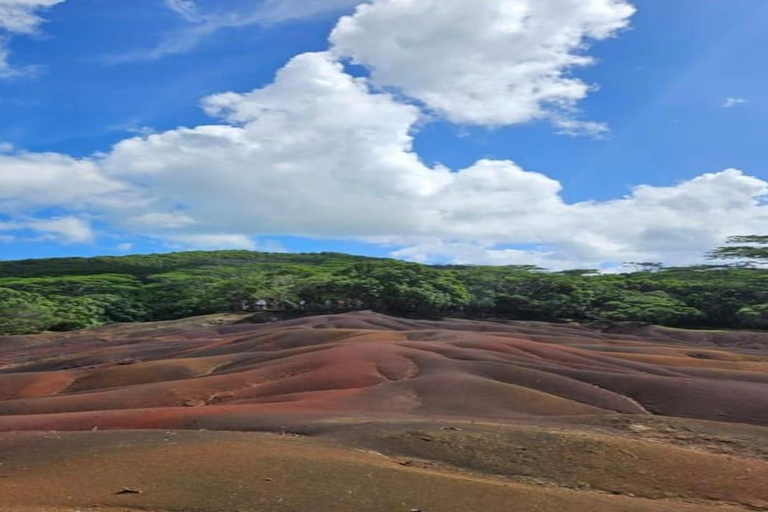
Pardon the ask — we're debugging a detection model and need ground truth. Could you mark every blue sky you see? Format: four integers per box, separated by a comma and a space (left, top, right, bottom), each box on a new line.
0, 0, 767, 268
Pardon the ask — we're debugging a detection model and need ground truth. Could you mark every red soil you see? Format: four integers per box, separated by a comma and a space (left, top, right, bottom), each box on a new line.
0, 311, 766, 431
2, 428, 763, 512
1, 312, 767, 512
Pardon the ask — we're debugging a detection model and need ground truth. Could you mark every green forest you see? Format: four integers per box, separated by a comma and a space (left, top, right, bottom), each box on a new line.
2, 236, 768, 335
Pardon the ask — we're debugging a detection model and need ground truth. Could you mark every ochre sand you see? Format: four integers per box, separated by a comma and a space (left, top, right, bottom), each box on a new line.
0, 312, 766, 511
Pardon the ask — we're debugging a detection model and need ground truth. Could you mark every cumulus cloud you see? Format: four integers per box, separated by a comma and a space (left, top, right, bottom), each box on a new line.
96, 51, 768, 268
27, 216, 95, 243
0, 216, 96, 244
7, 0, 768, 267
0, 0, 65, 77
391, 169, 768, 268
0, 216, 94, 244
331, 0, 635, 129
0, 151, 137, 212
104, 52, 441, 238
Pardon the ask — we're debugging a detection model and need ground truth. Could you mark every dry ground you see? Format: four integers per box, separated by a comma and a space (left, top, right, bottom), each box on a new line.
0, 312, 766, 511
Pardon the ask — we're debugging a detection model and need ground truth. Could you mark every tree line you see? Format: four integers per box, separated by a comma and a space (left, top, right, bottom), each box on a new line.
2, 237, 768, 335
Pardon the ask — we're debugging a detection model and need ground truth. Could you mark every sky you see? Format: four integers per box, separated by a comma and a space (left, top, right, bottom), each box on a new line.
0, 0, 767, 269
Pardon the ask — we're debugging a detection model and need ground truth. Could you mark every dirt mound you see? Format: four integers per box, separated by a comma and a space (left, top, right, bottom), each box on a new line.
1, 312, 767, 511
0, 311, 766, 431
603, 322, 768, 350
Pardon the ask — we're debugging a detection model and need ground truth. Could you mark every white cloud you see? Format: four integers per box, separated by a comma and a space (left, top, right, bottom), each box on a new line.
161, 0, 362, 24
553, 118, 609, 138
256, 0, 366, 23
115, 242, 134, 252
391, 169, 768, 269
0, 0, 62, 33
164, 0, 205, 23
126, 212, 197, 230
0, 151, 137, 212
0, 215, 93, 244
390, 240, 584, 269
0, 0, 65, 77
163, 233, 257, 250
331, 0, 635, 128
104, 52, 441, 238
27, 216, 95, 243
723, 97, 747, 108
97, 51, 768, 268
108, 119, 156, 137
7, 0, 768, 268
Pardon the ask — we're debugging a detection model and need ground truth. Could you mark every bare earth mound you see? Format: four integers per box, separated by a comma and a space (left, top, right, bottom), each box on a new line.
0, 312, 766, 511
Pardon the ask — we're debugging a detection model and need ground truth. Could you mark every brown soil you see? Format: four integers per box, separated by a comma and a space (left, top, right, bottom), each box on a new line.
0, 311, 766, 512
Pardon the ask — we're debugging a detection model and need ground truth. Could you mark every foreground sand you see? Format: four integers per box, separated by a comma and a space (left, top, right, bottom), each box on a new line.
0, 312, 766, 511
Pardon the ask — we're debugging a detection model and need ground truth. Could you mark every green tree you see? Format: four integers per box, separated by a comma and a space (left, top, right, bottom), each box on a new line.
708, 236, 768, 265
736, 304, 768, 329
601, 291, 705, 326
317, 261, 470, 316
4, 249, 768, 333
0, 288, 57, 334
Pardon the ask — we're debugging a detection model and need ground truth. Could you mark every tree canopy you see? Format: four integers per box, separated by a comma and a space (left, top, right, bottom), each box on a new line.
708, 235, 768, 264
2, 243, 768, 335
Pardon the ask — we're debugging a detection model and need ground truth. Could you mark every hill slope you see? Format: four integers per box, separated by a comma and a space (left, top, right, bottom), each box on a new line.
1, 311, 767, 429
0, 312, 767, 512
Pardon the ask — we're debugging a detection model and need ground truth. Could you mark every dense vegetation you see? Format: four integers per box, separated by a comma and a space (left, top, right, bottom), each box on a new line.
1, 238, 768, 334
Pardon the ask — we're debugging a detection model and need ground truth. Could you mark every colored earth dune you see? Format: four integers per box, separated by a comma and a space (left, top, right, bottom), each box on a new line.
0, 311, 766, 511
